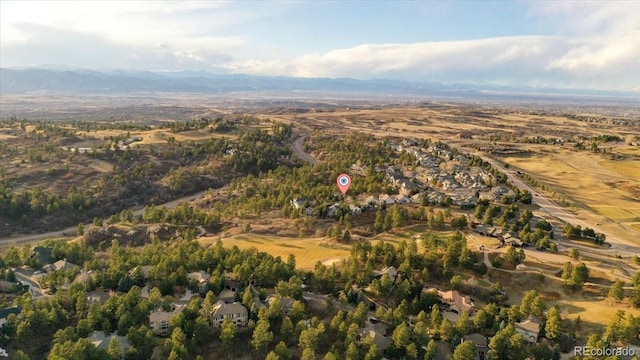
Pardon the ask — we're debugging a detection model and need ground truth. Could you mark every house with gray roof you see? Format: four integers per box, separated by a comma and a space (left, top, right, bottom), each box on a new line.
515, 316, 543, 343
211, 301, 248, 328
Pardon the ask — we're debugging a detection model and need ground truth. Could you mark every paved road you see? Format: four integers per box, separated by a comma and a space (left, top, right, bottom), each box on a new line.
3, 135, 316, 244
292, 136, 316, 166
15, 269, 47, 298
481, 248, 633, 287
0, 191, 209, 246
478, 154, 639, 254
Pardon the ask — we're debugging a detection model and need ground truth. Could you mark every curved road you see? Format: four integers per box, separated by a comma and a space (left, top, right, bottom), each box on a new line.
293, 136, 316, 166
0, 191, 209, 246
479, 154, 640, 255
0, 135, 317, 245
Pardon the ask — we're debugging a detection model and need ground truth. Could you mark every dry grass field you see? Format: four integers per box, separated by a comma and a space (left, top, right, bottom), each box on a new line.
198, 234, 351, 271
501, 150, 640, 242
487, 269, 640, 331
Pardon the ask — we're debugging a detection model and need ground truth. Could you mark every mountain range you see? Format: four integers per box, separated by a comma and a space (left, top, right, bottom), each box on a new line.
1, 67, 638, 100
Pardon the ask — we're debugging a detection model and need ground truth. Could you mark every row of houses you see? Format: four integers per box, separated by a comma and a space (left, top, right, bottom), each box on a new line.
472, 225, 525, 247
424, 287, 544, 346
148, 293, 298, 337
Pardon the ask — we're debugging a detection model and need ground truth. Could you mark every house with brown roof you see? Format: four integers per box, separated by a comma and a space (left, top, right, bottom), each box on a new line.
425, 288, 476, 314
41, 259, 79, 273
515, 316, 543, 343
211, 301, 248, 328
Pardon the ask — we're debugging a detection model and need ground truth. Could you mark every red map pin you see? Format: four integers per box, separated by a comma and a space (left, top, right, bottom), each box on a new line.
336, 174, 351, 195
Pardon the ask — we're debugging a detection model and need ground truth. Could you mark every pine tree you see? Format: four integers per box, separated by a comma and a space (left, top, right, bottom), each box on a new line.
608, 281, 624, 302
545, 306, 561, 340
251, 318, 273, 353
452, 340, 476, 360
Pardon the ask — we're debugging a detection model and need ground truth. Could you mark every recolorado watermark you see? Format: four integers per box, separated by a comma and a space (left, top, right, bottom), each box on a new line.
574, 346, 636, 357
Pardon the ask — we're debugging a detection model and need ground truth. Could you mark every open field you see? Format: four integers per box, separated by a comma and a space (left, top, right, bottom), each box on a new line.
72, 128, 239, 148
487, 269, 640, 331
198, 234, 351, 271
500, 150, 640, 242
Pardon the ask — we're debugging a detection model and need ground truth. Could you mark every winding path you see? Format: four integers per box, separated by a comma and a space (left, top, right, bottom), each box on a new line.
0, 191, 209, 245
292, 136, 316, 166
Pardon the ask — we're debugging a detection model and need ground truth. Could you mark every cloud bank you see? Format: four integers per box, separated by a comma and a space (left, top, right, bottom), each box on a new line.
1, 1, 638, 91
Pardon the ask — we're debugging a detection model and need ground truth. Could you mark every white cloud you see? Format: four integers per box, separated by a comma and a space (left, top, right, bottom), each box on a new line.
527, 1, 640, 36
1, 0, 638, 90
229, 33, 639, 90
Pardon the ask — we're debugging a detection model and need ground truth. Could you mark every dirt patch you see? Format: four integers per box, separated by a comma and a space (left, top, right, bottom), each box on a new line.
322, 258, 343, 266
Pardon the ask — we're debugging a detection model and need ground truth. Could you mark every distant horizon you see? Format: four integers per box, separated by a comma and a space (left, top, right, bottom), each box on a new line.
1, 1, 639, 92
2, 66, 640, 100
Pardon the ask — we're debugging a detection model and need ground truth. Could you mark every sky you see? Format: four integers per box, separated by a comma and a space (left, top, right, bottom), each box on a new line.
1, 1, 639, 91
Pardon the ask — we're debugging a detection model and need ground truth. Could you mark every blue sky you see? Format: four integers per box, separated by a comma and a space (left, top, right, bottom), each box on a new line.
1, 1, 639, 91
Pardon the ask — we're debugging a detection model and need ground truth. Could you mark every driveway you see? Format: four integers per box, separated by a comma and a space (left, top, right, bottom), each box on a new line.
14, 269, 47, 298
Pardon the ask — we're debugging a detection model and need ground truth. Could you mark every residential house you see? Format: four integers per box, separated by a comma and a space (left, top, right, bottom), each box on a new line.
149, 304, 185, 336
87, 292, 111, 304
128, 265, 153, 280
399, 180, 418, 196
395, 195, 411, 204
290, 198, 309, 210
211, 301, 248, 327
31, 246, 53, 265
378, 194, 396, 206
373, 266, 398, 282
326, 203, 340, 218
386, 171, 407, 186
0, 307, 21, 329
515, 316, 543, 343
358, 322, 390, 352
425, 288, 476, 314
140, 284, 150, 299
503, 233, 524, 247
0, 280, 19, 293
304, 207, 315, 216
219, 279, 240, 303
267, 295, 294, 316
188, 271, 210, 292
73, 270, 96, 286
364, 195, 379, 207
41, 259, 79, 273
88, 330, 131, 354
463, 333, 488, 360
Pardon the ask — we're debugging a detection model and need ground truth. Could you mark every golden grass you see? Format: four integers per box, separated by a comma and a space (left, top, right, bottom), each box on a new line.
198, 234, 351, 271
600, 159, 640, 179
501, 151, 640, 242
590, 205, 636, 220
488, 268, 639, 327
558, 299, 640, 327
76, 128, 237, 147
